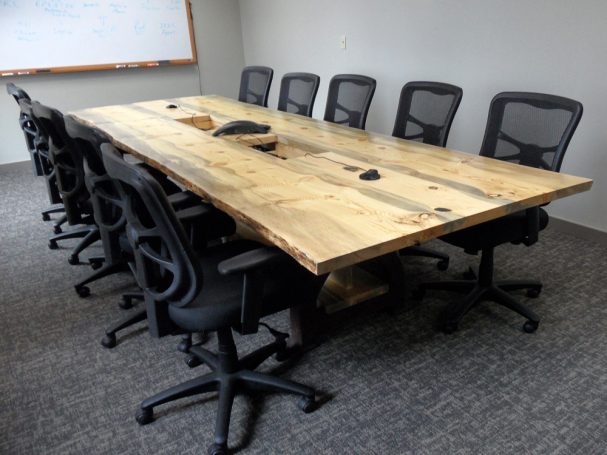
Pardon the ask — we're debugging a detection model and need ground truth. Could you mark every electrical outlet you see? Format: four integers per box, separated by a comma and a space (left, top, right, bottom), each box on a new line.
339, 35, 346, 49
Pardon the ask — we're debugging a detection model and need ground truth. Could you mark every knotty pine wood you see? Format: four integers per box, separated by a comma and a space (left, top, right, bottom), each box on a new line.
71, 96, 593, 275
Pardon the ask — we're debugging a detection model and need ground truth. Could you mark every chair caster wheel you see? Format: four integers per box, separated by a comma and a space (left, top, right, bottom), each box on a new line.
442, 321, 458, 334
90, 260, 103, 270
42, 213, 51, 221
76, 286, 90, 298
207, 443, 227, 455
53, 225, 62, 234
526, 288, 541, 298
411, 288, 425, 300
177, 338, 192, 353
185, 355, 202, 368
101, 333, 117, 348
119, 296, 133, 310
437, 259, 449, 271
48, 240, 58, 250
297, 395, 317, 413
523, 320, 539, 333
68, 255, 79, 265
135, 407, 154, 426
275, 344, 290, 362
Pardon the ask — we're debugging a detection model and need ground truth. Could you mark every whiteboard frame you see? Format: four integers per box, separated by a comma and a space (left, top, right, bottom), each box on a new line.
1, 0, 197, 78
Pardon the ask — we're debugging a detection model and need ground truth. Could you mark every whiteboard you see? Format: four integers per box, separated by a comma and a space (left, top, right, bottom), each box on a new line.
0, 0, 197, 77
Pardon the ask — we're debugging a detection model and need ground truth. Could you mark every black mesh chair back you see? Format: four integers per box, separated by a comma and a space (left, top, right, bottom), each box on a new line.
17, 98, 61, 203
101, 143, 201, 306
323, 74, 376, 129
480, 92, 583, 172
238, 66, 273, 107
6, 84, 33, 151
6, 83, 34, 152
392, 81, 463, 147
277, 72, 320, 117
31, 101, 89, 225
6, 82, 30, 102
7, 83, 46, 176
65, 116, 126, 260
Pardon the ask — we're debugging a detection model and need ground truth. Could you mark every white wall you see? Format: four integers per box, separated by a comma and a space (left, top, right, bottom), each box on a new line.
192, 0, 245, 99
0, 0, 245, 164
238, 0, 607, 233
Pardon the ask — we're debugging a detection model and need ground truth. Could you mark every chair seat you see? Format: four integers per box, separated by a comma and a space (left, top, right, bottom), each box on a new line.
168, 240, 301, 333
440, 208, 549, 252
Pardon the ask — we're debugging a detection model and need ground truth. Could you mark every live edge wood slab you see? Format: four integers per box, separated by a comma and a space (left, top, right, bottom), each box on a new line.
71, 95, 593, 276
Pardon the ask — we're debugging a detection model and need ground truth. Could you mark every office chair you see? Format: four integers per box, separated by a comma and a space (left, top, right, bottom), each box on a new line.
7, 84, 66, 231
277, 72, 320, 117
28, 101, 102, 270
64, 116, 237, 347
323, 74, 376, 129
394, 81, 463, 271
62, 116, 134, 300
415, 92, 583, 334
101, 143, 328, 455
6, 83, 43, 175
238, 66, 273, 107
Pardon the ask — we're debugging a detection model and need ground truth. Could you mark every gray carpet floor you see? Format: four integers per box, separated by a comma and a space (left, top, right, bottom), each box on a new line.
1, 161, 606, 455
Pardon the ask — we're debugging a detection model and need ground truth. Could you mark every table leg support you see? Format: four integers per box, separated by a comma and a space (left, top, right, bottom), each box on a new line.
288, 304, 318, 351
376, 252, 407, 311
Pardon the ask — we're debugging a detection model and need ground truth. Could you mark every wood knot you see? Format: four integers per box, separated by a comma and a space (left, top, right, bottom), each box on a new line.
428, 186, 438, 190
434, 207, 451, 212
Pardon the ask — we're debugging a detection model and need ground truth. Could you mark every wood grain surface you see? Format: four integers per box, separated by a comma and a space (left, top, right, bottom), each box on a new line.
71, 95, 593, 275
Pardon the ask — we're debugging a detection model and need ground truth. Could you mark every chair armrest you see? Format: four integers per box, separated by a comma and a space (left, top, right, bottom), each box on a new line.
167, 190, 200, 210
218, 246, 290, 275
219, 247, 293, 335
174, 204, 213, 223
137, 162, 183, 195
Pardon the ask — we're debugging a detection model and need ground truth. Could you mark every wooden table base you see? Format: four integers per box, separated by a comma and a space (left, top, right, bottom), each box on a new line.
319, 266, 390, 314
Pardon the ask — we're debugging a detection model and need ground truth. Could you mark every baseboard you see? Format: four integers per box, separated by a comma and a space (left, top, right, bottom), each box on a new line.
549, 217, 607, 246
0, 160, 30, 171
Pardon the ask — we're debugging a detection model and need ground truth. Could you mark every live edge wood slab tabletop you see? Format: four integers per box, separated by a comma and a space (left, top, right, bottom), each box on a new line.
71, 95, 593, 276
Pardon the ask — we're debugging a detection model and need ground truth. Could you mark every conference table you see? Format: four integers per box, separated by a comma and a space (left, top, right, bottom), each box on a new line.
71, 95, 593, 343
